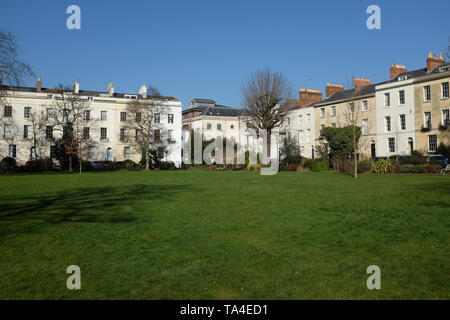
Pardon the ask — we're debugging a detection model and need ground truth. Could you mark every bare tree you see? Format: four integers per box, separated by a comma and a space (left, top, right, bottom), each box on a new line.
47, 85, 97, 173
124, 98, 167, 170
148, 85, 162, 97
0, 29, 34, 107
241, 69, 293, 157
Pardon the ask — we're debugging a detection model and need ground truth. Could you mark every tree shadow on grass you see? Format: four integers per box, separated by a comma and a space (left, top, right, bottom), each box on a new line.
0, 184, 189, 239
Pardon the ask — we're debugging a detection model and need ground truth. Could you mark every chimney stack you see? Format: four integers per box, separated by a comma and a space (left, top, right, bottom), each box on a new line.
139, 85, 147, 98
326, 83, 344, 98
353, 77, 371, 92
73, 80, 80, 94
390, 63, 407, 79
299, 88, 322, 108
426, 52, 445, 72
107, 82, 114, 96
36, 77, 42, 92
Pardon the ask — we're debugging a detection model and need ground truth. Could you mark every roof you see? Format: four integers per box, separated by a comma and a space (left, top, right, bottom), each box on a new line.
0, 85, 179, 101
189, 98, 216, 104
201, 106, 245, 117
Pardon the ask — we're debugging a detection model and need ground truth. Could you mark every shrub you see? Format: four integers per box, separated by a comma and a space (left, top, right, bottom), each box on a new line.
286, 164, 299, 171
158, 161, 176, 170
302, 159, 316, 170
81, 160, 95, 172
115, 160, 138, 170
311, 161, 329, 172
420, 164, 441, 174
357, 160, 372, 173
0, 157, 17, 172
399, 154, 426, 165
370, 159, 393, 174
399, 164, 422, 173
25, 158, 53, 172
332, 158, 354, 174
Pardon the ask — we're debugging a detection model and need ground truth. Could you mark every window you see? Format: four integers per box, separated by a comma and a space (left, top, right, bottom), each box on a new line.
332, 123, 336, 128
3, 124, 12, 138
306, 129, 311, 143
298, 130, 303, 144
101, 111, 107, 121
50, 146, 56, 159
287, 117, 291, 125
154, 113, 160, 123
168, 114, 174, 124
230, 125, 234, 129
24, 107, 31, 118
47, 93, 53, 99
428, 135, 437, 152
87, 96, 94, 102
136, 112, 142, 122
349, 103, 355, 114
307, 113, 310, 121
101, 128, 107, 140
207, 123, 212, 130
45, 126, 53, 139
154, 129, 161, 142
135, 129, 141, 141
320, 124, 325, 130
385, 116, 391, 132
124, 147, 131, 160
299, 115, 303, 124
388, 138, 395, 153
9, 144, 16, 158
399, 90, 405, 105
362, 100, 368, 112
23, 125, 29, 139
443, 109, 449, 126
46, 108, 53, 120
384, 93, 390, 107
424, 112, 431, 129
84, 110, 91, 121
423, 85, 431, 102
400, 114, 406, 130
442, 82, 449, 99
3, 105, 13, 117
362, 119, 368, 135
217, 124, 222, 131
83, 127, 90, 140
120, 128, 126, 141
320, 108, 325, 118
120, 112, 127, 122
88, 146, 95, 159
168, 129, 174, 142
331, 106, 336, 117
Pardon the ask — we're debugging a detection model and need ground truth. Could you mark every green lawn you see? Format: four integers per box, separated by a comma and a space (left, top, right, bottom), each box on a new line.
0, 170, 449, 299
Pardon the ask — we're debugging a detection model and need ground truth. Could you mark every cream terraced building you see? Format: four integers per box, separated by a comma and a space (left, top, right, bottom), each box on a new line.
0, 80, 183, 166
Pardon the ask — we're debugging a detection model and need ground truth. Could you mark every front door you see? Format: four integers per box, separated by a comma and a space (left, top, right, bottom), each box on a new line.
106, 148, 113, 161
371, 142, 376, 160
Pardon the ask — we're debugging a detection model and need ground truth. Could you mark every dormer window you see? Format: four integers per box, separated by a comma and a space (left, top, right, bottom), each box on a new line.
87, 96, 93, 102
439, 66, 449, 73
398, 75, 408, 81
125, 95, 137, 99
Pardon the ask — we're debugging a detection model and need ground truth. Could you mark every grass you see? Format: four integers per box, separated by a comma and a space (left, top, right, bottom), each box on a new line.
0, 170, 449, 299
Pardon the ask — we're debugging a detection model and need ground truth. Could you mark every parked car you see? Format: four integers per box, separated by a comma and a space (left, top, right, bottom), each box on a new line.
427, 154, 448, 167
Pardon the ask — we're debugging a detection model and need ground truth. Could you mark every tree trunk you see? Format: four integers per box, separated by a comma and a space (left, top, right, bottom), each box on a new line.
267, 129, 271, 159
146, 152, 150, 170
79, 156, 82, 175
69, 156, 73, 172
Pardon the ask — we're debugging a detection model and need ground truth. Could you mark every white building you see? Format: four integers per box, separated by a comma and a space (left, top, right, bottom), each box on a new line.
283, 103, 316, 159
375, 76, 416, 157
0, 79, 182, 167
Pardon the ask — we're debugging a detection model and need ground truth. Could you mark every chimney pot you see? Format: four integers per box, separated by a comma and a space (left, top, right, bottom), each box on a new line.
426, 51, 445, 71
353, 77, 371, 91
139, 85, 147, 98
390, 63, 407, 79
36, 77, 42, 92
299, 88, 322, 108
107, 82, 114, 96
73, 80, 79, 94
325, 83, 344, 98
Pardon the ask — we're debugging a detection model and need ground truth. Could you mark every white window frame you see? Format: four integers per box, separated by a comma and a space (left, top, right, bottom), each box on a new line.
385, 116, 391, 132
423, 85, 431, 102
388, 137, 395, 154
399, 90, 405, 105
428, 135, 437, 153
384, 93, 390, 107
442, 82, 449, 99
320, 108, 325, 118
399, 114, 406, 131
101, 111, 107, 121
331, 106, 336, 117
362, 100, 368, 112
424, 112, 431, 129
442, 109, 449, 126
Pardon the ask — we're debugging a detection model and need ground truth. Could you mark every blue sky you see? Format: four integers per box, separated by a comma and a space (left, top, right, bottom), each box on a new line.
1, 0, 449, 109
